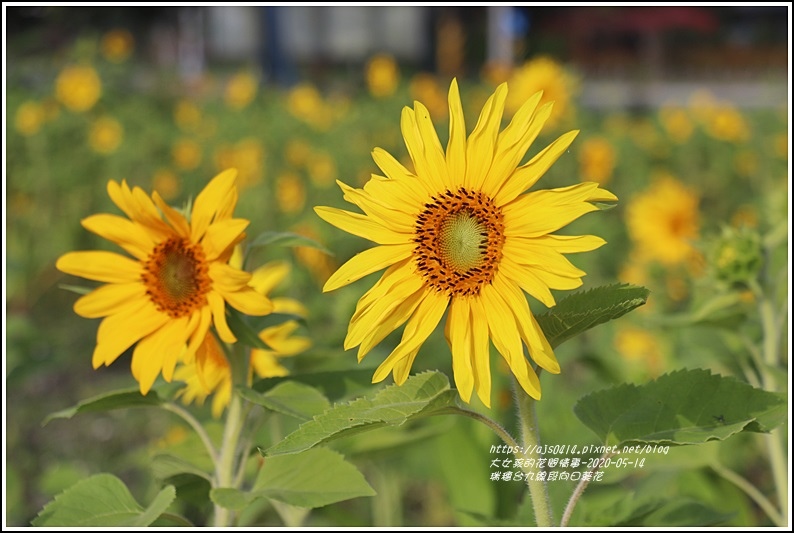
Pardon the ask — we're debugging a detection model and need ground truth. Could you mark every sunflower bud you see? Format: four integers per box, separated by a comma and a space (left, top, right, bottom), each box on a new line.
712, 226, 763, 287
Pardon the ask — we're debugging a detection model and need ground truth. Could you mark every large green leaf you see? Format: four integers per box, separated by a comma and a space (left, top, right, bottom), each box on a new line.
265, 371, 457, 456
32, 474, 175, 527
252, 368, 377, 401
574, 368, 786, 446
151, 453, 213, 482
210, 448, 375, 510
42, 384, 180, 426
536, 284, 649, 348
238, 380, 331, 420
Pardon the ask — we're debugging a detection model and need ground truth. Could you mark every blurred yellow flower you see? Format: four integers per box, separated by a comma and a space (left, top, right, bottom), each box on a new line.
89, 116, 124, 154
101, 28, 134, 63
276, 172, 306, 214
214, 138, 265, 189
703, 105, 749, 143
615, 325, 663, 376
286, 83, 332, 130
224, 71, 259, 110
306, 151, 337, 188
578, 136, 616, 185
409, 73, 448, 120
174, 100, 202, 132
151, 168, 182, 201
284, 138, 312, 168
172, 138, 202, 171
55, 64, 102, 113
505, 56, 577, 128
15, 100, 46, 136
658, 105, 694, 144
55, 170, 273, 394
626, 174, 700, 266
174, 333, 232, 418
366, 54, 400, 98
291, 223, 336, 286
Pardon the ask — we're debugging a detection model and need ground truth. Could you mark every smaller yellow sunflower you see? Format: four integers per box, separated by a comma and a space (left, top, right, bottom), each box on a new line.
56, 170, 273, 394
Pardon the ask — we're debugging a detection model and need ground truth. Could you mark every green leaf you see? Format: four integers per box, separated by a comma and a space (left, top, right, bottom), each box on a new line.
226, 307, 271, 351
248, 231, 332, 255
255, 448, 375, 508
265, 371, 458, 456
536, 283, 650, 348
210, 488, 251, 511
252, 368, 377, 401
132, 485, 177, 527
238, 381, 331, 420
574, 368, 786, 447
58, 283, 93, 295
151, 453, 212, 482
42, 384, 179, 426
615, 498, 734, 527
32, 473, 174, 527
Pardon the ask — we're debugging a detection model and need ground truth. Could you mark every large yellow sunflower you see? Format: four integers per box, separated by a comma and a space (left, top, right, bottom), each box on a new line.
56, 170, 273, 394
315, 80, 615, 406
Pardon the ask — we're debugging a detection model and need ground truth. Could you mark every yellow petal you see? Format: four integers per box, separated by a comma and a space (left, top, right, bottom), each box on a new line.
482, 94, 546, 196
499, 258, 556, 308
131, 316, 189, 395
502, 238, 586, 278
208, 290, 235, 343
209, 262, 253, 292
469, 297, 492, 407
357, 289, 424, 361
495, 130, 580, 205
503, 182, 602, 238
525, 234, 607, 254
314, 206, 409, 245
392, 346, 421, 385
466, 83, 507, 191
445, 297, 475, 403
74, 282, 147, 318
369, 151, 432, 203
323, 243, 414, 292
191, 169, 238, 243
445, 78, 467, 189
57, 251, 142, 283
338, 181, 416, 232
152, 192, 191, 238
80, 214, 155, 260
272, 297, 308, 317
401, 107, 445, 193
413, 100, 449, 187
250, 261, 290, 295
92, 299, 170, 369
185, 307, 212, 364
371, 288, 449, 383
480, 283, 542, 400
202, 218, 249, 261
220, 286, 274, 316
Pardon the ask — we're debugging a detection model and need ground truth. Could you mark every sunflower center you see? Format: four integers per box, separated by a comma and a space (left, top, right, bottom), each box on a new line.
142, 237, 211, 318
414, 187, 505, 296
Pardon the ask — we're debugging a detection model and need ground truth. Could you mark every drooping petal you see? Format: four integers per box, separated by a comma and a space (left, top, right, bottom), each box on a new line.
209, 262, 253, 292
57, 251, 142, 283
219, 286, 273, 316
371, 288, 449, 383
322, 243, 414, 292
356, 288, 424, 361
249, 261, 290, 295
208, 290, 235, 343
469, 296, 493, 407
499, 257, 557, 308
445, 297, 475, 403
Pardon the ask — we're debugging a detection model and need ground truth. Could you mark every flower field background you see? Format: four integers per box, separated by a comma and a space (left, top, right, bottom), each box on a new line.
4, 8, 790, 527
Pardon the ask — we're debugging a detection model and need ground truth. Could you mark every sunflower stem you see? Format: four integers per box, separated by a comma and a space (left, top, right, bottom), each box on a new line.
560, 450, 615, 526
212, 342, 248, 527
161, 402, 218, 464
515, 386, 554, 527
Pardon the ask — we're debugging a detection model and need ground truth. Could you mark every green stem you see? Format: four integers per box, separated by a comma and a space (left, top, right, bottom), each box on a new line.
711, 462, 784, 526
515, 386, 554, 527
441, 406, 521, 450
212, 344, 248, 527
560, 451, 615, 527
161, 402, 219, 464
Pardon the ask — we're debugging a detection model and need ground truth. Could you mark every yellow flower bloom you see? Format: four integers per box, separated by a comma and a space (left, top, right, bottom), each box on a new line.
172, 138, 202, 171
214, 138, 265, 189
276, 172, 306, 214
626, 174, 699, 266
703, 105, 749, 143
175, 258, 311, 416
56, 170, 274, 394
366, 54, 400, 98
315, 79, 615, 406
15, 100, 46, 136
55, 64, 102, 113
151, 168, 182, 201
286, 83, 332, 130
658, 105, 694, 144
578, 136, 616, 185
505, 56, 577, 129
224, 71, 259, 110
101, 28, 134, 63
89, 116, 124, 154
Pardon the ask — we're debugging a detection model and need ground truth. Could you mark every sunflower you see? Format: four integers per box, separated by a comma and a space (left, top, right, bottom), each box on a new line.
315, 79, 615, 406
56, 170, 273, 394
